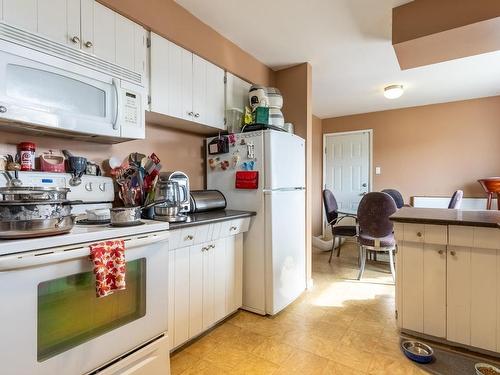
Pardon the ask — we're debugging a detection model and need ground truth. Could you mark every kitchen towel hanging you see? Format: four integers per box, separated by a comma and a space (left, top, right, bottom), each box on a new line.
89, 240, 126, 298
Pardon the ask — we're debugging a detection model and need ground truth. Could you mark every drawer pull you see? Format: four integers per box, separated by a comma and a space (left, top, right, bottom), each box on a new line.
201, 247, 208, 252
230, 226, 237, 231
210, 244, 215, 249
438, 250, 444, 255
416, 232, 423, 238
185, 235, 194, 241
450, 250, 456, 256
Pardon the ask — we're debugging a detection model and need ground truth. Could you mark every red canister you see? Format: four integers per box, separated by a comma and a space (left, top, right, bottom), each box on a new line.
19, 142, 36, 171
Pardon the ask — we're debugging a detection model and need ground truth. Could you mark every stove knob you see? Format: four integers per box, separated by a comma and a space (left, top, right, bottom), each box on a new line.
99, 183, 106, 192
85, 182, 93, 191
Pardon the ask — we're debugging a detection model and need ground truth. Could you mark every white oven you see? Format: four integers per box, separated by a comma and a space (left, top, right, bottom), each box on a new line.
0, 231, 169, 375
0, 22, 145, 142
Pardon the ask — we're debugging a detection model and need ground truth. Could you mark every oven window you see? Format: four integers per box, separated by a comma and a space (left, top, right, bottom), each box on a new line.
37, 258, 146, 362
6, 64, 106, 117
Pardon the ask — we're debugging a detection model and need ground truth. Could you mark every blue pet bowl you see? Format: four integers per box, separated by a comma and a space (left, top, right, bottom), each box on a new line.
401, 340, 434, 364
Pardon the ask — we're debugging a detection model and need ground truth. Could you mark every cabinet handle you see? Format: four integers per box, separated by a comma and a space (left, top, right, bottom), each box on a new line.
0, 106, 7, 114
230, 226, 237, 231
210, 244, 215, 249
84, 41, 93, 48
416, 232, 423, 238
188, 111, 194, 116
450, 250, 456, 256
194, 113, 200, 118
201, 246, 208, 252
71, 36, 80, 44
438, 250, 444, 255
185, 235, 194, 241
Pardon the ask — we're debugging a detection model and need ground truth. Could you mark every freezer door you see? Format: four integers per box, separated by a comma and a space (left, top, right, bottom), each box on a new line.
265, 189, 306, 315
264, 131, 305, 190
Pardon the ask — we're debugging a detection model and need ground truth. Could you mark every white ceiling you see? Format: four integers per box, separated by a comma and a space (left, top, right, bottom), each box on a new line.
176, 0, 500, 119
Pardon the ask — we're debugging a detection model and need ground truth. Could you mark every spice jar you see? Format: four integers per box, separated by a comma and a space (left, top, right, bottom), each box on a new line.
18, 142, 36, 171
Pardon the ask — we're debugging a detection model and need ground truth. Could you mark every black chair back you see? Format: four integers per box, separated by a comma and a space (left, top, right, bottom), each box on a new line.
381, 189, 404, 209
357, 192, 397, 238
322, 189, 339, 225
448, 190, 464, 209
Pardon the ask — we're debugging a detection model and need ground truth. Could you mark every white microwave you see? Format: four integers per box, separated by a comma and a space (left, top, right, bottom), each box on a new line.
0, 22, 145, 143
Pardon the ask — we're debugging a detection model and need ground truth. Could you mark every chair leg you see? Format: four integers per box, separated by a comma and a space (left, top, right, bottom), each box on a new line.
357, 246, 366, 280
357, 243, 361, 267
336, 237, 342, 257
388, 248, 396, 282
329, 236, 336, 263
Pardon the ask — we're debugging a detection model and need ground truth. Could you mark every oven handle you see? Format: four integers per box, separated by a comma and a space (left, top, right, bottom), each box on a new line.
0, 232, 169, 271
112, 78, 121, 130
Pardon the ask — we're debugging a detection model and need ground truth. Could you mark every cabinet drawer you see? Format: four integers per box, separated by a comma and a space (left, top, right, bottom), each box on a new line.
402, 223, 447, 245
193, 225, 210, 245
209, 222, 222, 241
168, 229, 182, 250
223, 218, 251, 237
179, 228, 196, 247
449, 226, 500, 249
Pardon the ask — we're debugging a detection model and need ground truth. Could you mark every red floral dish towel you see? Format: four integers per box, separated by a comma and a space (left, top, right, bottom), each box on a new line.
89, 240, 126, 298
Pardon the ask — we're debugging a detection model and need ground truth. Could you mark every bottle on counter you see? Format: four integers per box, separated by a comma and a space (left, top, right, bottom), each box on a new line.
18, 142, 36, 171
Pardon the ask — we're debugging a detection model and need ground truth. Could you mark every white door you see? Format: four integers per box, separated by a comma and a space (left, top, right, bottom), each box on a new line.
37, 0, 81, 47
3, 0, 37, 32
264, 131, 306, 190
193, 54, 208, 125
189, 244, 204, 338
265, 189, 306, 315
205, 61, 225, 130
324, 131, 370, 221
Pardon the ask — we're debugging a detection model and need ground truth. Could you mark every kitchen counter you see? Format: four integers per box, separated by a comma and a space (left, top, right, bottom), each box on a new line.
167, 210, 256, 230
390, 207, 500, 228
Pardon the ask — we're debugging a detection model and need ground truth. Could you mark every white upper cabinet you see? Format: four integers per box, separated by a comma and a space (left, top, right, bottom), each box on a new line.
225, 72, 252, 111
1, 0, 146, 75
149, 32, 226, 132
2, 0, 37, 32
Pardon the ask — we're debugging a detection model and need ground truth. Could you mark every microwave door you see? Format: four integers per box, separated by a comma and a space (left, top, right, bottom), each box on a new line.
0, 47, 120, 138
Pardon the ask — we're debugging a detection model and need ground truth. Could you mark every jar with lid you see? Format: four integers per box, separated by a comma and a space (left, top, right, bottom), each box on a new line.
18, 142, 36, 171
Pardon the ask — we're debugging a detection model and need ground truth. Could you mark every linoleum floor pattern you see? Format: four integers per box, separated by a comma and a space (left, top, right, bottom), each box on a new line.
170, 242, 428, 374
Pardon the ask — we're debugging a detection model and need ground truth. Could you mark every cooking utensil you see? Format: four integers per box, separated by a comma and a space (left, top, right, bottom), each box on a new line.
86, 208, 110, 221
110, 206, 142, 225
0, 215, 76, 239
1, 170, 22, 188
0, 200, 72, 221
401, 341, 434, 364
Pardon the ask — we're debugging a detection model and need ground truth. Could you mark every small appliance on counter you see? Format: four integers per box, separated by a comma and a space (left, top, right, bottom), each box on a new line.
189, 190, 227, 213
153, 179, 188, 223
159, 171, 190, 213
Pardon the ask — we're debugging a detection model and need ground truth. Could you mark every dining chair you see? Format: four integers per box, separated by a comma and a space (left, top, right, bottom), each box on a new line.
322, 189, 357, 263
448, 190, 463, 209
381, 189, 405, 209
357, 192, 398, 281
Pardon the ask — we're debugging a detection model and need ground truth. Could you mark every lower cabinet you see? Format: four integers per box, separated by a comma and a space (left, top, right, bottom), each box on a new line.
395, 223, 500, 354
168, 233, 244, 350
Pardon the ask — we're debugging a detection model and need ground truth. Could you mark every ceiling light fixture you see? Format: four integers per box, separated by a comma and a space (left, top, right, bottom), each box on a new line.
384, 84, 404, 99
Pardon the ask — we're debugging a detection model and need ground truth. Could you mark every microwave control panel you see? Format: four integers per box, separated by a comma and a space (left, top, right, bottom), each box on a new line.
124, 91, 140, 126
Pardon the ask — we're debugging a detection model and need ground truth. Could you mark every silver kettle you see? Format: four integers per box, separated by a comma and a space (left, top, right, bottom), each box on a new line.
153, 180, 181, 217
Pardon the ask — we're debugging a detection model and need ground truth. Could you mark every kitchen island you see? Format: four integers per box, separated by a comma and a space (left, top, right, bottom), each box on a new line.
391, 207, 500, 356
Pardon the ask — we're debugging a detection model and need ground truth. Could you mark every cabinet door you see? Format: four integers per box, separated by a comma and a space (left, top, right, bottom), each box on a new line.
447, 246, 471, 346
226, 234, 243, 314
205, 61, 225, 130
3, 0, 37, 32
167, 250, 175, 350
225, 72, 252, 111
150, 33, 193, 120
213, 238, 227, 323
115, 13, 135, 71
202, 241, 214, 330
0, 0, 3, 20
192, 54, 208, 125
423, 244, 447, 338
189, 244, 204, 338
37, 0, 80, 47
400, 240, 424, 333
173, 248, 190, 348
81, 0, 116, 61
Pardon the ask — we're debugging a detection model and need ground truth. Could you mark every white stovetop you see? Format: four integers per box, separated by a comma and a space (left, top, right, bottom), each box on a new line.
0, 220, 169, 256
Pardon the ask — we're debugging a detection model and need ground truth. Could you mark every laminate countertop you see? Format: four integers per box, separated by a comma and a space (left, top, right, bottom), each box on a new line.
166, 210, 256, 230
390, 207, 500, 228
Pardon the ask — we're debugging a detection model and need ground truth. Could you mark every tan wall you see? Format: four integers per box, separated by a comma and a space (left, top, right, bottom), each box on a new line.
1, 0, 275, 189
311, 115, 323, 237
98, 0, 274, 85
322, 96, 500, 202
275, 63, 313, 285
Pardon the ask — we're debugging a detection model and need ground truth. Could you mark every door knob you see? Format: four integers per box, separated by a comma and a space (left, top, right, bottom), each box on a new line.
71, 36, 80, 44
438, 250, 444, 255
362, 183, 367, 188
450, 250, 456, 256
84, 41, 93, 48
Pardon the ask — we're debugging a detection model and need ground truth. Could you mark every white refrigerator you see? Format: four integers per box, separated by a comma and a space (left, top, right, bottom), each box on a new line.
206, 130, 306, 315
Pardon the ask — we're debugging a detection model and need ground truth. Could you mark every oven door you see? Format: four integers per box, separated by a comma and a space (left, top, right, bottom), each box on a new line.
0, 39, 120, 138
0, 231, 169, 375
